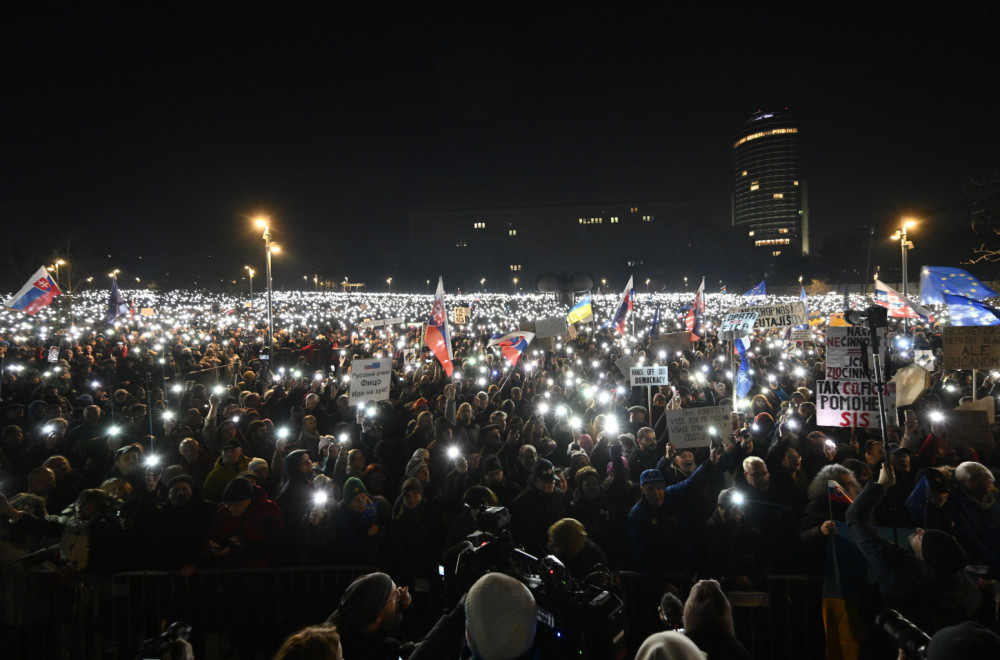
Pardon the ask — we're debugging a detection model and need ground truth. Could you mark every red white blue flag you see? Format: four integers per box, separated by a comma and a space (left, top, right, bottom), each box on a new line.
488, 330, 535, 366
424, 277, 454, 376
875, 279, 933, 322
3, 266, 62, 315
828, 480, 853, 505
611, 275, 635, 335
685, 276, 705, 341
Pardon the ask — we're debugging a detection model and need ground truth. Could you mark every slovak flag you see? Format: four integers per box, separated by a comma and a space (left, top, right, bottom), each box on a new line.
828, 480, 853, 505
488, 330, 535, 366
875, 279, 934, 322
685, 277, 706, 341
611, 275, 635, 335
424, 277, 454, 376
3, 266, 62, 316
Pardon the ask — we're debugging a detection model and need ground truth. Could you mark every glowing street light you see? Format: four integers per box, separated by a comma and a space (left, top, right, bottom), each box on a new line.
244, 266, 255, 306
512, 277, 518, 292
386, 277, 392, 292
891, 218, 917, 334
255, 216, 277, 358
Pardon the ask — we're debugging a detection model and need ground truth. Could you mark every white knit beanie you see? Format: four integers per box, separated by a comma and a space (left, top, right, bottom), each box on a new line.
465, 572, 536, 660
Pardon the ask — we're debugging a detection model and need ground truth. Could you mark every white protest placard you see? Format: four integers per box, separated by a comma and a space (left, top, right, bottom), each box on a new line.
615, 355, 635, 378
956, 395, 995, 425
825, 326, 885, 380
662, 405, 731, 449
47, 346, 60, 363
726, 302, 807, 329
348, 358, 392, 406
913, 350, 935, 370
719, 312, 758, 336
630, 366, 670, 387
535, 315, 569, 338
815, 380, 897, 429
360, 317, 407, 329
892, 365, 930, 407
453, 307, 470, 324
790, 329, 814, 343
942, 326, 1000, 370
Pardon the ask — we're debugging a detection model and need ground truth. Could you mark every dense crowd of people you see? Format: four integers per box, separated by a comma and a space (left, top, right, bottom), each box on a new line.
1, 287, 1000, 658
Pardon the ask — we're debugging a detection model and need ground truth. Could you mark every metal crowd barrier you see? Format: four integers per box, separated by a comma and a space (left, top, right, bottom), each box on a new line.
1, 567, 825, 660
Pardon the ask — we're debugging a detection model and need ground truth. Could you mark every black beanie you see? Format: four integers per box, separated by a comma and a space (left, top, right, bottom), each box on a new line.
327, 572, 393, 629
927, 621, 1000, 660
222, 477, 253, 503
921, 530, 968, 573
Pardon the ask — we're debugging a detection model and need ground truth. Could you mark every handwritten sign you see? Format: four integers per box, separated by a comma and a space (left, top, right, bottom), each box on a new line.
726, 302, 807, 329
348, 358, 392, 406
942, 326, 1000, 370
630, 366, 670, 387
816, 380, 897, 429
662, 405, 731, 448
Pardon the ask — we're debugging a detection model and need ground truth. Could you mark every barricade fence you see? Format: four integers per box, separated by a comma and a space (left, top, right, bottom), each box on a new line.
1, 567, 824, 660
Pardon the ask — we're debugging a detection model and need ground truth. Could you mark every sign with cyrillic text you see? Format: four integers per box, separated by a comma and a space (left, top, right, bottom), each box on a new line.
348, 358, 392, 406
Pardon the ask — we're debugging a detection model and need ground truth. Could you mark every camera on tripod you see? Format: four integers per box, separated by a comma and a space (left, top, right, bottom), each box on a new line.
441, 505, 627, 660
844, 304, 889, 329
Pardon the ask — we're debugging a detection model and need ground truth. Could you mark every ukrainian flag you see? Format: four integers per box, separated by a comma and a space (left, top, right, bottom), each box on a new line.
567, 295, 593, 324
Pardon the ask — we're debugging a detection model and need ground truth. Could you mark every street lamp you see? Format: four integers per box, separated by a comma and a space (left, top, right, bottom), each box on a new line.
513, 277, 518, 292
255, 216, 277, 357
601, 278, 607, 291
480, 278, 486, 290
426, 279, 430, 294
891, 218, 917, 334
684, 276, 688, 291
386, 277, 392, 292
245, 266, 255, 307
645, 278, 651, 290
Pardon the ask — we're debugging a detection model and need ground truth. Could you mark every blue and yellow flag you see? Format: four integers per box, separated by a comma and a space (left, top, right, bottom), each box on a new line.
919, 266, 996, 305
567, 295, 593, 324
742, 280, 766, 297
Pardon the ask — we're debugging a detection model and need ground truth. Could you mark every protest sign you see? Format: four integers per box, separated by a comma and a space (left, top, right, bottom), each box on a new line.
956, 395, 995, 425
892, 365, 930, 408
359, 317, 405, 329
615, 355, 635, 378
816, 380, 897, 429
348, 358, 392, 406
47, 346, 60, 363
140, 308, 155, 317
453, 307, 470, 324
945, 410, 993, 454
913, 350, 935, 370
630, 366, 669, 387
942, 326, 1000, 370
651, 332, 692, 358
825, 326, 885, 380
719, 312, 758, 336
790, 329, 813, 343
535, 315, 569, 338
662, 405, 731, 448
725, 302, 807, 329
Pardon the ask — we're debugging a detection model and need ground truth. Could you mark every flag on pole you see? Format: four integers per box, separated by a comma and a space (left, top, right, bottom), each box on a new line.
685, 277, 706, 340
106, 276, 128, 324
3, 266, 62, 316
942, 294, 1000, 326
567, 295, 594, 324
735, 336, 753, 398
611, 276, 635, 335
720, 284, 727, 294
874, 279, 934, 322
828, 480, 854, 505
488, 330, 535, 367
742, 280, 766, 298
919, 266, 997, 305
424, 277, 454, 376
649, 303, 661, 339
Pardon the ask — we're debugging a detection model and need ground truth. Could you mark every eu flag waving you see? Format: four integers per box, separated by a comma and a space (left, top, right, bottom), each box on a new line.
943, 294, 1000, 326
742, 280, 766, 298
919, 267, 997, 305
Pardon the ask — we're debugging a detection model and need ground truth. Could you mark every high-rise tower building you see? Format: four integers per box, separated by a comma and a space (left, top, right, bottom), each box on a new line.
732, 110, 809, 257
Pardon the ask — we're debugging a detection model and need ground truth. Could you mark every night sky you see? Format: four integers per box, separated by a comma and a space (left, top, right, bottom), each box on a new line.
4, 3, 1000, 290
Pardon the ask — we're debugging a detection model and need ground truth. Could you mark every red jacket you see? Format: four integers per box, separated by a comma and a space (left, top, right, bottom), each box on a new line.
204, 485, 285, 567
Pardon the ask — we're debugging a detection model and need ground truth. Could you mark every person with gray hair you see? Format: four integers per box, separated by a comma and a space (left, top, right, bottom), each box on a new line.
798, 464, 860, 574
951, 461, 1000, 575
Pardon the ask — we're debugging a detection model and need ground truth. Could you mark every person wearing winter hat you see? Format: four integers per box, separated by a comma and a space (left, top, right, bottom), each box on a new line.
481, 454, 523, 507
509, 458, 569, 556
926, 620, 1000, 659
204, 477, 284, 567
465, 573, 536, 660
682, 579, 752, 659
326, 571, 412, 660
847, 464, 981, 654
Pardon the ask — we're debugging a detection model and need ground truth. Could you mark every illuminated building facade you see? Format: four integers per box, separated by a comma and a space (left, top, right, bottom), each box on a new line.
732, 110, 809, 257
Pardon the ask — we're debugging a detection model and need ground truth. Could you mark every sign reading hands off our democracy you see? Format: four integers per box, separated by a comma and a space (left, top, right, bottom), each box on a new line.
942, 326, 1000, 370
630, 366, 669, 387
662, 405, 730, 449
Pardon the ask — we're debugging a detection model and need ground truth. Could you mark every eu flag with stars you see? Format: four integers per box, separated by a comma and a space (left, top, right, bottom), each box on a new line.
943, 294, 1000, 326
919, 267, 996, 305
742, 280, 766, 298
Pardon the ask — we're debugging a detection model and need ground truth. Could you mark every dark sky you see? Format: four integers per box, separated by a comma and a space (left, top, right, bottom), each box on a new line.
4, 3, 999, 288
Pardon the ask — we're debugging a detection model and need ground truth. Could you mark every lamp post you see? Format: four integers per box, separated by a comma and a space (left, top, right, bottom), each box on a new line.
245, 266, 255, 308
684, 276, 688, 292
513, 277, 518, 293
891, 219, 916, 334
255, 217, 277, 357
386, 277, 392, 292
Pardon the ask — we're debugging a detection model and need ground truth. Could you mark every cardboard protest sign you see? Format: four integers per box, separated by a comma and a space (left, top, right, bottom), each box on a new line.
815, 380, 897, 429
630, 366, 670, 387
825, 326, 885, 380
141, 308, 155, 317
913, 350, 935, 370
651, 332, 692, 358
892, 365, 930, 408
615, 355, 635, 378
719, 312, 758, 336
535, 315, 569, 338
453, 307, 470, 324
348, 358, 392, 406
662, 405, 731, 448
790, 329, 813, 343
945, 410, 993, 454
942, 326, 1000, 370
956, 395, 995, 425
725, 302, 807, 329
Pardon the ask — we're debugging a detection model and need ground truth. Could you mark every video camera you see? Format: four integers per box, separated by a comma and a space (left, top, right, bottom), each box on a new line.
441, 506, 627, 660
876, 609, 930, 659
844, 304, 889, 329
137, 620, 192, 660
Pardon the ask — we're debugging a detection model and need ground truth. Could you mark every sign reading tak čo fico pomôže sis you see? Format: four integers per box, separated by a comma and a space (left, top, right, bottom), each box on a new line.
816, 380, 897, 429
